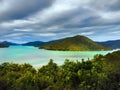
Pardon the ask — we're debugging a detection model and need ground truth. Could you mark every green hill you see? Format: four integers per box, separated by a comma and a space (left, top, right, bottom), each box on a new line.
40, 35, 110, 51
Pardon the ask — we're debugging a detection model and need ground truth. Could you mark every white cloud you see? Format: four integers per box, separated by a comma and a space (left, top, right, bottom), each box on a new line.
14, 28, 33, 32
35, 33, 56, 37
0, 19, 35, 28
80, 32, 94, 35
3, 33, 23, 37
111, 31, 120, 34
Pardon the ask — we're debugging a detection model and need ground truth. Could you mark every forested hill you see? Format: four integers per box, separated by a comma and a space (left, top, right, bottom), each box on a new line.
22, 41, 46, 47
1, 41, 18, 46
40, 35, 110, 51
0, 50, 120, 90
98, 40, 120, 49
0, 43, 9, 48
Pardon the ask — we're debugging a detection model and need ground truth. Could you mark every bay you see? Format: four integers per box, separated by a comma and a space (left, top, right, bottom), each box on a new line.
0, 46, 114, 67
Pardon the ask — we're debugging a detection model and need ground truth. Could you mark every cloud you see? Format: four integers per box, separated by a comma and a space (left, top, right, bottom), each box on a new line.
80, 32, 94, 35
13, 29, 33, 32
3, 33, 23, 37
111, 31, 120, 34
35, 33, 56, 37
0, 0, 120, 43
0, 0, 55, 22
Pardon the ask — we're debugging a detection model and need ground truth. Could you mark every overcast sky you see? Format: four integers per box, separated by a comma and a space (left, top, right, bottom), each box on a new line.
0, 0, 120, 43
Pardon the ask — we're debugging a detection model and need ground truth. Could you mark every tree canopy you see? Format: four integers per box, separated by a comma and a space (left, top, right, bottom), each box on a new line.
0, 50, 120, 90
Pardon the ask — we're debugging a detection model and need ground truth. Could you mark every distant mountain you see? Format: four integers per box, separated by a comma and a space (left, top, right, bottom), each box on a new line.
1, 41, 19, 46
40, 35, 110, 51
98, 40, 120, 49
0, 43, 9, 48
22, 41, 46, 47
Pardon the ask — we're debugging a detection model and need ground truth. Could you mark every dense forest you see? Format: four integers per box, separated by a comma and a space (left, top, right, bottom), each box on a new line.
0, 50, 120, 90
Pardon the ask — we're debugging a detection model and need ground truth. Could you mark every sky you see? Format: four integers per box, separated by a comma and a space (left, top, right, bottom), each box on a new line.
0, 0, 120, 43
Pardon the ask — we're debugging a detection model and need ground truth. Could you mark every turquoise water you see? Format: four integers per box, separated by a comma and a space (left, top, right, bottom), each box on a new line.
0, 46, 114, 67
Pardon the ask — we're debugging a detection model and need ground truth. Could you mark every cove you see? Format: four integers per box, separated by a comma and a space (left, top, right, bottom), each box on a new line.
0, 46, 114, 67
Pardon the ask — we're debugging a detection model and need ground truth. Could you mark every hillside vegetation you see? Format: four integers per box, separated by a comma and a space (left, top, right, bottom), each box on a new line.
0, 50, 120, 90
40, 35, 110, 51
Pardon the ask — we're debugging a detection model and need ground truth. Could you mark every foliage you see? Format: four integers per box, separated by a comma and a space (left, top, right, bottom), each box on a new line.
0, 50, 120, 90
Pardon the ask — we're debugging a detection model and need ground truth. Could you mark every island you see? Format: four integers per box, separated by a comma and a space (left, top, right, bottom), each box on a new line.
0, 43, 9, 48
40, 35, 110, 51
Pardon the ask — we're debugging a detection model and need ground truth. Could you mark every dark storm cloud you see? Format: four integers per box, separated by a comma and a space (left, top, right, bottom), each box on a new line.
104, 0, 120, 11
0, 0, 54, 22
0, 0, 120, 43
